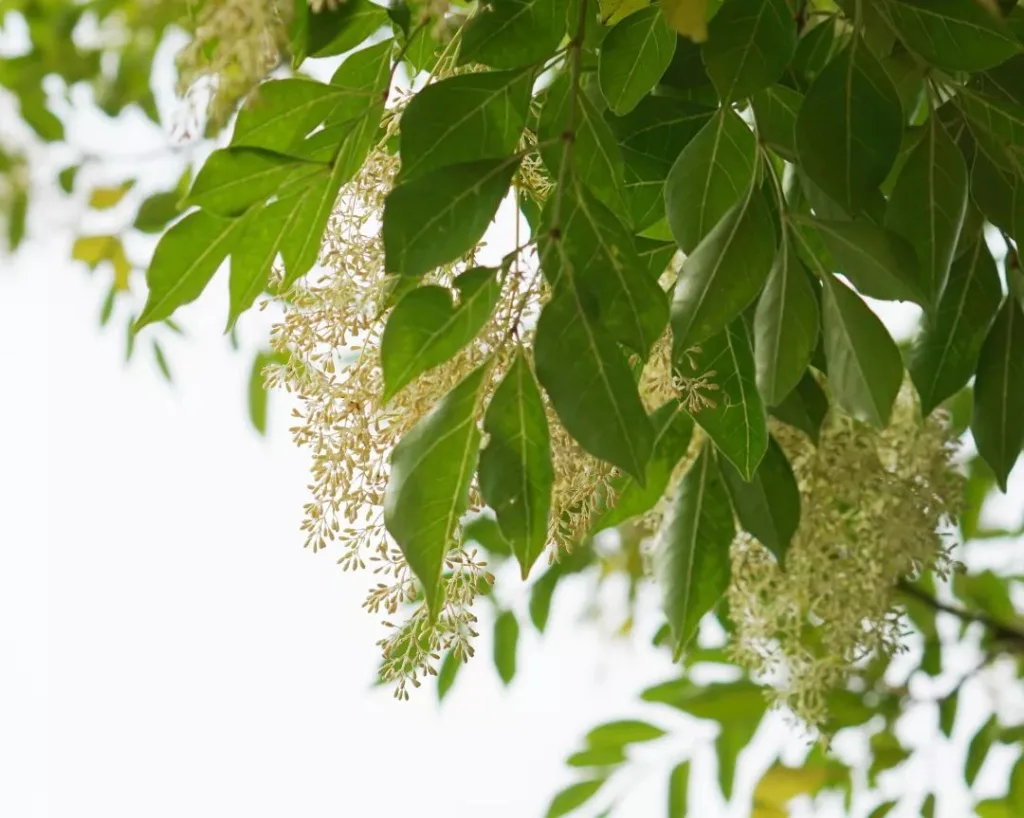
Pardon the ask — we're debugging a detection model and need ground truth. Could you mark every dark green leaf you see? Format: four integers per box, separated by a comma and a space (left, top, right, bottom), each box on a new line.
654, 444, 735, 657
493, 609, 519, 684
479, 351, 554, 580
703, 0, 796, 102
383, 156, 520, 276
791, 17, 847, 82
821, 274, 903, 427
966, 715, 998, 785
770, 370, 828, 443
545, 779, 605, 818
305, 0, 389, 58
185, 148, 325, 216
751, 85, 803, 162
796, 39, 903, 215
463, 515, 512, 559
668, 761, 689, 817
665, 107, 757, 254
882, 0, 1021, 72
586, 719, 666, 747
909, 239, 1002, 415
599, 6, 676, 115
399, 68, 534, 181
972, 295, 1024, 491
460, 0, 565, 70
754, 231, 820, 405
961, 89, 1024, 161
380, 268, 502, 400
383, 366, 488, 618
884, 114, 969, 309
437, 650, 461, 701
678, 318, 769, 480
720, 435, 800, 564
534, 285, 654, 480
135, 210, 244, 330
133, 191, 182, 234
939, 690, 958, 737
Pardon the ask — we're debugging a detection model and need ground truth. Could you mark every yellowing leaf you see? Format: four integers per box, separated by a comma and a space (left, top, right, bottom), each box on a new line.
661, 0, 708, 42
72, 235, 117, 268
88, 181, 134, 210
600, 0, 649, 24
110, 241, 132, 291
752, 764, 828, 818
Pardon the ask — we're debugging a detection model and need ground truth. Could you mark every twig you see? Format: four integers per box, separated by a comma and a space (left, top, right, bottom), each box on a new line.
897, 581, 1024, 649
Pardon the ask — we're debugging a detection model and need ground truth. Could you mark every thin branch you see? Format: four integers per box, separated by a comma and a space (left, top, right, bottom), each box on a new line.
897, 581, 1024, 649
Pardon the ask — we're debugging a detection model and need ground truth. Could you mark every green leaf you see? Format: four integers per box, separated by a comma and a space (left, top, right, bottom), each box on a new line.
383, 366, 488, 618
751, 85, 803, 162
152, 341, 172, 382
884, 114, 969, 309
881, 0, 1021, 72
134, 191, 182, 234
703, 0, 796, 102
965, 715, 998, 785
437, 650, 461, 701
665, 107, 757, 254
599, 6, 676, 115
380, 268, 502, 400
305, 0, 389, 58
586, 719, 666, 747
247, 350, 278, 435
909, 238, 1002, 415
769, 370, 828, 443
232, 79, 353, 154
539, 72, 632, 226
58, 164, 79, 194
717, 717, 761, 801
529, 567, 560, 632
939, 690, 958, 737
671, 189, 776, 353
493, 609, 519, 684
655, 444, 735, 657
808, 217, 927, 305
463, 515, 512, 559
135, 210, 245, 331
796, 38, 903, 215
545, 779, 605, 818
590, 401, 694, 534
754, 231, 820, 406
821, 274, 903, 427
719, 435, 800, 564
534, 286, 654, 480
479, 351, 554, 580
540, 179, 669, 357
668, 761, 689, 817
679, 317, 769, 480
972, 295, 1024, 491
89, 181, 134, 210
399, 68, 534, 182
383, 156, 520, 276
566, 746, 627, 768
961, 89, 1024, 161
607, 97, 714, 231
185, 148, 325, 216
643, 678, 767, 720
459, 0, 565, 70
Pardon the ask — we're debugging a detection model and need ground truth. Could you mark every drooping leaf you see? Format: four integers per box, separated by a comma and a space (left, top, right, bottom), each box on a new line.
769, 370, 828, 443
655, 444, 735, 657
796, 38, 903, 215
966, 715, 999, 785
754, 231, 820, 406
884, 114, 969, 309
719, 435, 800, 564
305, 0, 389, 59
135, 210, 245, 331
821, 274, 904, 427
478, 351, 554, 579
599, 6, 676, 115
751, 85, 803, 161
665, 107, 757, 254
717, 717, 762, 801
459, 0, 565, 70
383, 156, 520, 276
881, 0, 1021, 72
586, 720, 667, 748
681, 317, 769, 479
545, 779, 605, 818
972, 295, 1024, 491
383, 366, 489, 618
247, 350, 281, 435
381, 268, 502, 400
534, 285, 654, 480
493, 609, 519, 684
668, 761, 690, 817
703, 0, 796, 102
399, 68, 534, 182
909, 239, 1002, 415
185, 148, 325, 216
437, 650, 461, 702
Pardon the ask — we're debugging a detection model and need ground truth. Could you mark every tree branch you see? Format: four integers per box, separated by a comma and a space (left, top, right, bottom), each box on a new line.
897, 581, 1024, 649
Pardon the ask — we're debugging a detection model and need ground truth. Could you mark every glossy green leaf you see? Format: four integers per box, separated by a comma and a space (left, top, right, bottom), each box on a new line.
185, 148, 325, 216
383, 366, 488, 618
493, 609, 519, 685
586, 719, 666, 747
882, 0, 1020, 72
821, 274, 903, 427
381, 268, 502, 400
703, 0, 796, 102
535, 285, 654, 480
885, 114, 969, 309
770, 370, 829, 444
479, 351, 554, 579
972, 295, 1024, 491
599, 6, 676, 115
754, 231, 820, 406
383, 156, 520, 277
966, 715, 999, 785
796, 39, 903, 215
665, 107, 757, 253
460, 0, 565, 70
135, 210, 245, 331
655, 444, 735, 657
678, 317, 769, 480
399, 68, 534, 182
751, 85, 803, 161
545, 779, 605, 818
909, 239, 1002, 415
668, 761, 689, 817
720, 435, 800, 564
232, 79, 352, 154
305, 0, 389, 58
590, 401, 694, 534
